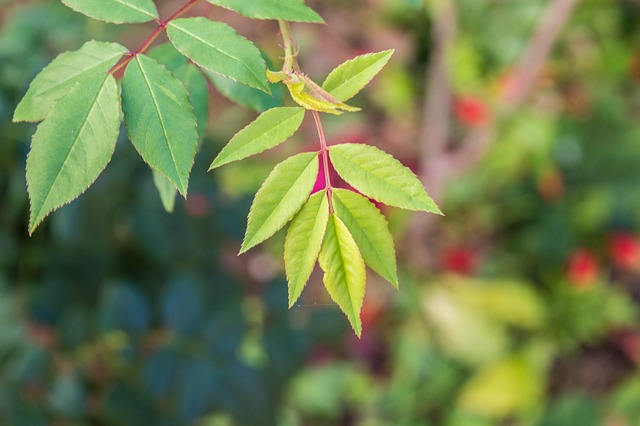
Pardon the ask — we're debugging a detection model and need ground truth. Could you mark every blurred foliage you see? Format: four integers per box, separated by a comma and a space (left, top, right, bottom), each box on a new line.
2, 0, 640, 425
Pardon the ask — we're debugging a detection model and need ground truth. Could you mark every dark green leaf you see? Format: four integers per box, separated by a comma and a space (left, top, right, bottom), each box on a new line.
122, 54, 198, 195
14, 41, 127, 122
168, 17, 269, 93
27, 74, 121, 233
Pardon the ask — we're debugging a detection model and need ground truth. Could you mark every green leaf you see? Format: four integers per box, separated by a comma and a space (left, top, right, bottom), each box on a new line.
332, 189, 398, 287
210, 107, 305, 169
122, 54, 198, 196
204, 70, 282, 112
167, 17, 269, 93
241, 152, 319, 253
14, 41, 127, 122
322, 50, 394, 102
148, 43, 210, 140
284, 190, 329, 307
26, 74, 121, 234
329, 143, 441, 213
319, 214, 366, 336
173, 64, 210, 141
153, 171, 177, 213
207, 0, 323, 23
61, 0, 158, 23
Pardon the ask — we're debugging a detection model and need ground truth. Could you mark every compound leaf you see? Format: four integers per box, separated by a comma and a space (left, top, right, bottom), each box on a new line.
27, 73, 121, 234
241, 152, 319, 253
207, 0, 323, 23
322, 50, 394, 102
332, 189, 398, 287
284, 190, 329, 307
14, 41, 127, 122
210, 107, 305, 169
61, 0, 158, 23
319, 214, 366, 337
122, 54, 198, 196
167, 17, 269, 93
329, 143, 441, 213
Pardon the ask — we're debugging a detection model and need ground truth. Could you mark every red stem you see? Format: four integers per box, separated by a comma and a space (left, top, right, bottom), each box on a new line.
312, 110, 334, 212
109, 0, 204, 76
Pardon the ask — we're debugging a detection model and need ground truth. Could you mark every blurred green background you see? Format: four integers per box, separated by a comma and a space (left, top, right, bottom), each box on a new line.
2, 0, 640, 424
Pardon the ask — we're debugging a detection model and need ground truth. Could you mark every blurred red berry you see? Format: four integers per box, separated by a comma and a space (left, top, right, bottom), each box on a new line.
441, 247, 478, 275
567, 249, 599, 288
609, 233, 640, 270
454, 96, 488, 126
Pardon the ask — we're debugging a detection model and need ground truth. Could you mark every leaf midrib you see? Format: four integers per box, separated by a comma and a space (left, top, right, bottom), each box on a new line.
135, 56, 183, 190
33, 77, 108, 223
170, 21, 264, 90
334, 192, 395, 281
215, 108, 303, 166
333, 217, 360, 321
331, 148, 418, 205
244, 155, 316, 248
324, 53, 390, 98
111, 0, 156, 18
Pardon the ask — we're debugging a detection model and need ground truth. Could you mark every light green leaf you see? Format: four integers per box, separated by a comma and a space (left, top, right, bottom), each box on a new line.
332, 189, 398, 287
207, 0, 323, 23
61, 0, 158, 23
241, 152, 319, 253
329, 143, 441, 213
14, 41, 127, 122
322, 50, 394, 102
122, 54, 198, 196
205, 69, 282, 112
148, 43, 210, 140
319, 214, 366, 337
26, 74, 121, 234
210, 107, 305, 169
285, 190, 329, 307
153, 171, 177, 213
167, 17, 269, 93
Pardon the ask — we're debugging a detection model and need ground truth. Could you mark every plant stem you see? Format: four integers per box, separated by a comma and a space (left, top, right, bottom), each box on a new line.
312, 110, 334, 212
278, 20, 300, 73
109, 0, 204, 76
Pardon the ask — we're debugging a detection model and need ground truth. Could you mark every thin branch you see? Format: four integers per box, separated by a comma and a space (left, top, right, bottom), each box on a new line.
418, 0, 457, 203
109, 0, 204, 76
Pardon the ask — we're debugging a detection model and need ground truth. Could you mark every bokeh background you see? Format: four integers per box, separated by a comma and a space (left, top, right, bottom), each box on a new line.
2, 0, 640, 424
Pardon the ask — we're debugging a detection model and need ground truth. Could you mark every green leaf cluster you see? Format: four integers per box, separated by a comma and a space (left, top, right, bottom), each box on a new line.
15, 0, 323, 232
13, 0, 442, 336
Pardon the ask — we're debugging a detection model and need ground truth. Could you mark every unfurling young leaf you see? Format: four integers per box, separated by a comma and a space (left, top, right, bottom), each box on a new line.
207, 0, 324, 23
27, 74, 121, 234
284, 190, 330, 307
329, 143, 442, 213
167, 17, 270, 93
241, 152, 319, 253
209, 107, 305, 170
285, 73, 360, 115
61, 0, 159, 24
122, 54, 198, 196
319, 214, 366, 337
322, 50, 394, 102
14, 41, 128, 122
332, 189, 398, 287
